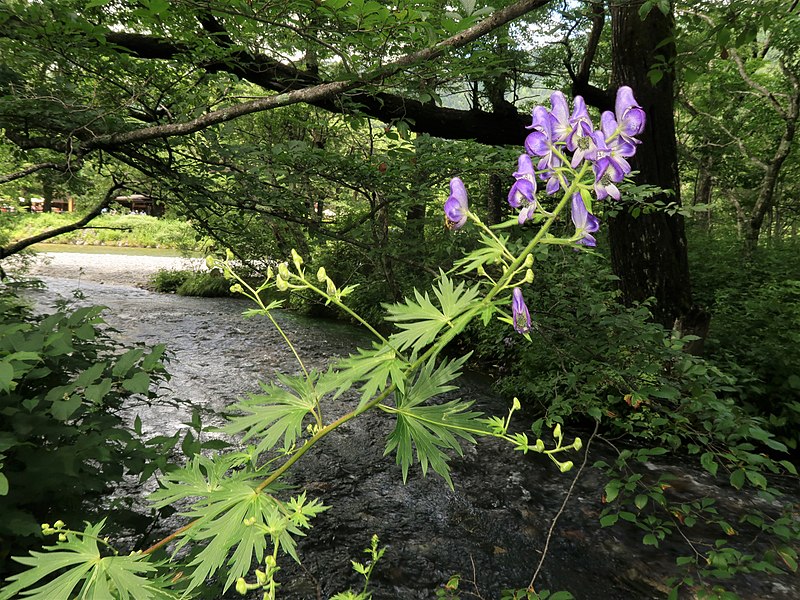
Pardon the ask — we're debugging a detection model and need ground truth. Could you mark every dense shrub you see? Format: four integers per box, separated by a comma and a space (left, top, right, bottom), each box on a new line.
0, 286, 184, 573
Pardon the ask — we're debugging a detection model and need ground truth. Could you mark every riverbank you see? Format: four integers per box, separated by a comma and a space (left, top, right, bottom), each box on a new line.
16, 248, 207, 287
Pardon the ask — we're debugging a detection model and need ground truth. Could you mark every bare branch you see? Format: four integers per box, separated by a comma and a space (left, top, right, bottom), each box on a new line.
0, 161, 78, 184
82, 0, 552, 150
729, 48, 787, 119
0, 183, 126, 261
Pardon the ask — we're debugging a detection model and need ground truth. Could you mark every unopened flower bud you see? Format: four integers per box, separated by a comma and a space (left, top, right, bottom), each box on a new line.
525, 268, 534, 283
266, 265, 274, 280
278, 263, 290, 280
477, 264, 487, 276
533, 439, 545, 452
553, 423, 562, 440
291, 249, 303, 270
230, 283, 243, 294
58, 533, 67, 542
41, 523, 50, 531
54, 520, 65, 529
235, 577, 248, 595
276, 276, 289, 292
205, 256, 216, 270
226, 248, 234, 261
265, 555, 277, 568
524, 253, 534, 268
573, 437, 583, 451
316, 267, 327, 282
512, 397, 521, 411
559, 460, 574, 473
255, 569, 268, 585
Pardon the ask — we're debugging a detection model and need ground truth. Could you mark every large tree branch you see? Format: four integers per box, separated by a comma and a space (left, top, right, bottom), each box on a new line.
86, 0, 554, 147
0, 183, 125, 261
0, 160, 79, 184
729, 48, 787, 119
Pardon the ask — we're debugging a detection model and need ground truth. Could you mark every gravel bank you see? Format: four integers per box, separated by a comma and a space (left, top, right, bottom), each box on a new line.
17, 250, 207, 287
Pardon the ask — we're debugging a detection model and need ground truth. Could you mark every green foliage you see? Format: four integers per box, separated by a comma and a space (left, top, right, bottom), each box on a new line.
689, 233, 800, 447
149, 269, 236, 297
2, 213, 205, 251
0, 521, 177, 600
0, 286, 185, 572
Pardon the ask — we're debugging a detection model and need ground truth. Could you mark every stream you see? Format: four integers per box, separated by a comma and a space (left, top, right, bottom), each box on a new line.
19, 265, 800, 600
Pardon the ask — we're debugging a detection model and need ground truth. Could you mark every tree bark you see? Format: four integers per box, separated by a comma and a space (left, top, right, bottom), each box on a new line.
607, 1, 695, 329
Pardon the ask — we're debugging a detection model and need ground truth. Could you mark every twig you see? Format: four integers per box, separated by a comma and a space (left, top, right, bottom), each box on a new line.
528, 420, 599, 591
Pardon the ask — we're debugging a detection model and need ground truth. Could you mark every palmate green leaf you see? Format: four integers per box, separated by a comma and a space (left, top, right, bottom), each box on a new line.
330, 343, 408, 411
384, 272, 481, 354
180, 482, 277, 593
453, 231, 509, 273
0, 521, 175, 600
384, 399, 485, 489
221, 372, 318, 453
383, 355, 486, 488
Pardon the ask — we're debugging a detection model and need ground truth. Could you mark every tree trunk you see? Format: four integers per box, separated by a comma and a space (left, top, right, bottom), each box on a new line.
607, 1, 696, 330
694, 152, 713, 231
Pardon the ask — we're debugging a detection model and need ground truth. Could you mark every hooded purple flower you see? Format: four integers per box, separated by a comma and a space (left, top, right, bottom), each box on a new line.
571, 194, 600, 247
567, 96, 596, 167
508, 154, 537, 208
615, 86, 646, 145
444, 177, 469, 229
512, 287, 532, 334
525, 106, 563, 174
588, 112, 635, 200
508, 155, 539, 224
549, 91, 573, 144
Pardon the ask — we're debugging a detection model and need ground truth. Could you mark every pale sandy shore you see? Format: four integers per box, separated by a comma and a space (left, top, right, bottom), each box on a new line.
13, 251, 206, 287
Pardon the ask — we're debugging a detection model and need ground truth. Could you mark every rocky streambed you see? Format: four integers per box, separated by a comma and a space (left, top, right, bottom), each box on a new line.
15, 251, 800, 600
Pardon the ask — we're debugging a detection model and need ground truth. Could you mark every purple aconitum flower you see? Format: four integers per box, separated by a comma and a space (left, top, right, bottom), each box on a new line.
444, 177, 469, 229
549, 91, 573, 144
588, 112, 635, 200
525, 106, 563, 178
511, 287, 532, 334
570, 194, 600, 247
615, 86, 646, 145
567, 96, 596, 167
508, 155, 539, 225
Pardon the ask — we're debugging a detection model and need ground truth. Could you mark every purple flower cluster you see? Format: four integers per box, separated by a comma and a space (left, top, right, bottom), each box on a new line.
512, 86, 646, 240
442, 87, 646, 335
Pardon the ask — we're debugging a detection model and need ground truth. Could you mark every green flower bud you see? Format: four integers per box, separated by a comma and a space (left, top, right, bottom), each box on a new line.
291, 249, 304, 270
225, 248, 234, 261
533, 439, 545, 452
553, 423, 562, 440
255, 569, 268, 585
512, 397, 521, 411
477, 264, 487, 276
326, 278, 336, 296
573, 437, 583, 451
266, 265, 274, 280
265, 555, 277, 568
525, 268, 534, 283
276, 276, 289, 292
41, 523, 50, 531
53, 520, 65, 529
205, 256, 216, 270
524, 253, 534, 268
316, 267, 327, 282
559, 460, 574, 473
230, 283, 243, 295
278, 262, 290, 280
235, 577, 248, 595
58, 533, 67, 542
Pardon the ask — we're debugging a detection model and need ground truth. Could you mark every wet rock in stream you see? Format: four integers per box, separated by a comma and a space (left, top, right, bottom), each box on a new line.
21, 272, 800, 600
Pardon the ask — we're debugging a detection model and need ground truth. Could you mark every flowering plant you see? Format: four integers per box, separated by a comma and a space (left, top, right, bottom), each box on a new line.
0, 87, 645, 600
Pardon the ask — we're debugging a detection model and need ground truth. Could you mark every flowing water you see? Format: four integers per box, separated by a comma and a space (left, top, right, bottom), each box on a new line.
17, 260, 800, 600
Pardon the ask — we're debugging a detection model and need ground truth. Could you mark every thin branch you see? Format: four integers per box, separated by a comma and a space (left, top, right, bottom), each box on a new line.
0, 183, 126, 261
729, 48, 787, 119
0, 160, 76, 184
528, 421, 599, 591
